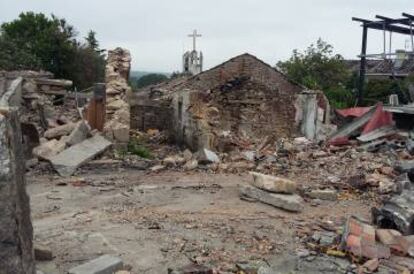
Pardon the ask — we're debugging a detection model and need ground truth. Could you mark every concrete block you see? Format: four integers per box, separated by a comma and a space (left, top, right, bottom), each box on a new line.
197, 148, 220, 164
34, 244, 53, 261
395, 160, 414, 174
184, 159, 198, 171
250, 172, 296, 194
32, 139, 66, 160
44, 122, 76, 139
66, 121, 90, 146
308, 189, 337, 201
68, 255, 123, 274
240, 185, 304, 212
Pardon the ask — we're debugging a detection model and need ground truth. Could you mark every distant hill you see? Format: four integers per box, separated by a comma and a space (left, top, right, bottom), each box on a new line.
130, 70, 170, 80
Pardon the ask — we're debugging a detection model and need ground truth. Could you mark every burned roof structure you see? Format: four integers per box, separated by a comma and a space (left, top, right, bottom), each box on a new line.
353, 12, 414, 105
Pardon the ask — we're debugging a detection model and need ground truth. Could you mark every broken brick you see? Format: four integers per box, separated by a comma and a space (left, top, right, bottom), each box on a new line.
342, 216, 390, 259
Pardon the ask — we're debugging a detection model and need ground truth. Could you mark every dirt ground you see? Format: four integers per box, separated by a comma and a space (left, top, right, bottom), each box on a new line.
29, 165, 374, 274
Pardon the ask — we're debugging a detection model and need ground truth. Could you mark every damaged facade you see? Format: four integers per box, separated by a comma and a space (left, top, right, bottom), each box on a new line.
132, 53, 332, 151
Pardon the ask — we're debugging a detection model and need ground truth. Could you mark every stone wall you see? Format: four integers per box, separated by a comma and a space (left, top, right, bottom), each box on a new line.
104, 48, 131, 143
0, 78, 35, 274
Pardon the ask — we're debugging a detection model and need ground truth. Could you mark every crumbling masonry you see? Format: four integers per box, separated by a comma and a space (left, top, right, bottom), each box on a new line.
0, 77, 35, 274
131, 53, 332, 151
104, 47, 132, 143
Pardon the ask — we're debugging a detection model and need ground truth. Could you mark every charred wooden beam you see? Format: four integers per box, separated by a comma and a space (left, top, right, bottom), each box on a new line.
353, 16, 414, 35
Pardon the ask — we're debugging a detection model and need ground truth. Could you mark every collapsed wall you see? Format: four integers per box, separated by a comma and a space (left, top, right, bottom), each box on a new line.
0, 77, 35, 274
0, 70, 76, 159
129, 53, 334, 152
104, 48, 132, 143
168, 54, 304, 151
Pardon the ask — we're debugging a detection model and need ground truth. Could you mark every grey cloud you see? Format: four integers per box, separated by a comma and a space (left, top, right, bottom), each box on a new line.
0, 0, 412, 71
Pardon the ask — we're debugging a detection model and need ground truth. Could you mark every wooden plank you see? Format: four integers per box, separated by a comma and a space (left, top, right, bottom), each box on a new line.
85, 98, 105, 131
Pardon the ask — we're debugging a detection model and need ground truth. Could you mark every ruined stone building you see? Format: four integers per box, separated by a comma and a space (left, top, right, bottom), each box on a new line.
131, 53, 331, 152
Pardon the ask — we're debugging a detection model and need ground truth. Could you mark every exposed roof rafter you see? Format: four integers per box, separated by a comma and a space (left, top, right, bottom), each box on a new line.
353, 13, 414, 36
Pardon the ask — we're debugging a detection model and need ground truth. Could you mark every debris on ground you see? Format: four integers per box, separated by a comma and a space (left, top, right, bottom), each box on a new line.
50, 134, 112, 176
167, 264, 214, 274
249, 172, 297, 194
8, 65, 414, 273
197, 148, 220, 164
240, 185, 304, 212
372, 189, 414, 235
68, 255, 123, 274
34, 244, 53, 261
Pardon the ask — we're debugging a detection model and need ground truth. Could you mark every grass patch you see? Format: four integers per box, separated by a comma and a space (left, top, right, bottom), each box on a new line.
127, 137, 152, 159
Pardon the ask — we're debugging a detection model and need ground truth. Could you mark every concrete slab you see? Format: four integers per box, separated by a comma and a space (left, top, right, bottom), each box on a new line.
240, 185, 304, 212
198, 148, 220, 164
66, 121, 90, 146
68, 255, 123, 274
357, 126, 396, 143
50, 134, 112, 177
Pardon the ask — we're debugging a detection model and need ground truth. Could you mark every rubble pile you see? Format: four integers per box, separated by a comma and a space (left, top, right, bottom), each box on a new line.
104, 47, 132, 143
289, 117, 414, 273
0, 71, 116, 177
16, 71, 78, 136
329, 103, 412, 151
126, 110, 414, 271
0, 71, 85, 162
240, 172, 304, 212
299, 214, 414, 273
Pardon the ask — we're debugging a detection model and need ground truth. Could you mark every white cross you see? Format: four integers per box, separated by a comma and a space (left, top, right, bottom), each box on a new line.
188, 29, 202, 51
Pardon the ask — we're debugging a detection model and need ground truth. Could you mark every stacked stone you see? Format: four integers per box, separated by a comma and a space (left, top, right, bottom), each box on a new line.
104, 48, 131, 143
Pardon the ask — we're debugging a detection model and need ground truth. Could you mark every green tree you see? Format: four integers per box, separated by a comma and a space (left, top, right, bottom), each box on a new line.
1, 12, 77, 79
277, 39, 354, 108
0, 12, 106, 89
71, 31, 106, 89
135, 73, 168, 89
86, 30, 99, 50
0, 35, 41, 70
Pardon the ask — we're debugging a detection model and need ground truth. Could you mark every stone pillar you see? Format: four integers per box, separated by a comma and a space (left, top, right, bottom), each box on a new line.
0, 107, 35, 274
104, 48, 131, 143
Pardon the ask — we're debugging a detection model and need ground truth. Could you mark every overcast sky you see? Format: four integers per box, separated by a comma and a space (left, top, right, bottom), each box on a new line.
0, 0, 413, 72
